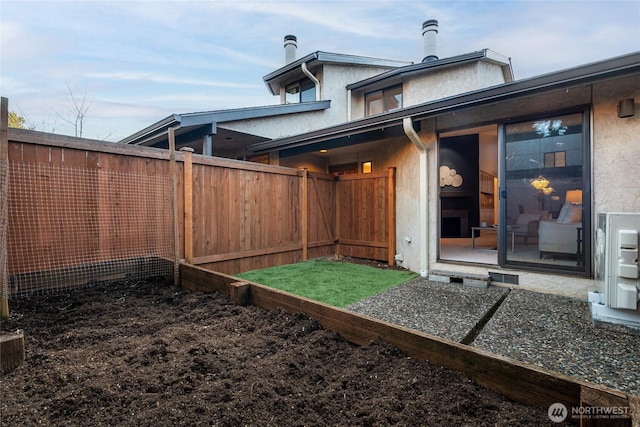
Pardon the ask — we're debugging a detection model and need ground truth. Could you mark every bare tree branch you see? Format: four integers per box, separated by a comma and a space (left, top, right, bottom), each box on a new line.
56, 82, 93, 137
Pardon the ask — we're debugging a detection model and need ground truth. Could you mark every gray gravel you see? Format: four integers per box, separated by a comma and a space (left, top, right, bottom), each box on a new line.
344, 277, 640, 398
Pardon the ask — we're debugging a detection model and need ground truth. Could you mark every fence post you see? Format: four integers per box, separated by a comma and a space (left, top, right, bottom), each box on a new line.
387, 167, 396, 267
334, 174, 341, 259
181, 147, 194, 264
168, 127, 180, 286
301, 169, 308, 261
1, 97, 9, 319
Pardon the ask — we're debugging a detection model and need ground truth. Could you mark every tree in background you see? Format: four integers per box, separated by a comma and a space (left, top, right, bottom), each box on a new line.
57, 82, 92, 137
8, 111, 33, 129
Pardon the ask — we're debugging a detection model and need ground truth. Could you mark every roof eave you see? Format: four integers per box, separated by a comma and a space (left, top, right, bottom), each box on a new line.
263, 51, 410, 95
119, 114, 181, 145
250, 52, 640, 152
346, 50, 515, 92
120, 101, 332, 146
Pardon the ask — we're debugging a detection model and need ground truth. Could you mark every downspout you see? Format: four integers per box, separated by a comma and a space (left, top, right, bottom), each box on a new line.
301, 62, 321, 101
403, 117, 429, 276
347, 89, 352, 121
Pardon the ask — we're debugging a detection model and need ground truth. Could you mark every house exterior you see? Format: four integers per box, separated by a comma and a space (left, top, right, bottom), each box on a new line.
122, 20, 640, 307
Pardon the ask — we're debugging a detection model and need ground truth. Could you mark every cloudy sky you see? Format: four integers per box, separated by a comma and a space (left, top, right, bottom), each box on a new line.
2, 0, 639, 142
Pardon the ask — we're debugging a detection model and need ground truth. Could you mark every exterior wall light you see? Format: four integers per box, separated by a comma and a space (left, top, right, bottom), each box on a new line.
618, 98, 635, 118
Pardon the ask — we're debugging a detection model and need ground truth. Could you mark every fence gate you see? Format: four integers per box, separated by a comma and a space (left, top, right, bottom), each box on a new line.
335, 167, 396, 265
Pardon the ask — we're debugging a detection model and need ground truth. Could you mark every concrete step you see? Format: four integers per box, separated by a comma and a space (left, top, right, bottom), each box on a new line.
428, 269, 489, 288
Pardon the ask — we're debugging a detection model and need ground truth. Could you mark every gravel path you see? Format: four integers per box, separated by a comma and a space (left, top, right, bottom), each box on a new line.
345, 277, 640, 398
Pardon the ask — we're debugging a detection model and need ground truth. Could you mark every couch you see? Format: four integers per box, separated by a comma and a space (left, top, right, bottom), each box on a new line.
513, 211, 550, 244
538, 203, 582, 257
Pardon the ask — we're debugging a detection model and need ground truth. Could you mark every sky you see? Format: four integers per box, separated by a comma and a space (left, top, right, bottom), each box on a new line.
1, 0, 639, 142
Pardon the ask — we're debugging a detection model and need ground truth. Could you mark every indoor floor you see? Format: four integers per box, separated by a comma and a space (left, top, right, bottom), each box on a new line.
440, 233, 578, 267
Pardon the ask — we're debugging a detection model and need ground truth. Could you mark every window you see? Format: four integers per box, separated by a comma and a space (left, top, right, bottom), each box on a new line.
362, 161, 372, 174
544, 151, 566, 168
503, 111, 589, 274
365, 85, 402, 116
285, 78, 315, 104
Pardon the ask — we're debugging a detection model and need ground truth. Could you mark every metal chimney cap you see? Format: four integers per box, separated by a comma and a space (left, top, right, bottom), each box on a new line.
284, 35, 297, 42
422, 56, 438, 63
422, 19, 438, 32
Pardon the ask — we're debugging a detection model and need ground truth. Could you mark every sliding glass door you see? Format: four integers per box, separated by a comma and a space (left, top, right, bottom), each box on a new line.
501, 111, 589, 273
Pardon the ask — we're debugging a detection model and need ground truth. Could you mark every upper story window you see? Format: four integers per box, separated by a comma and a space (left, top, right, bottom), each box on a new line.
365, 85, 402, 116
286, 78, 315, 104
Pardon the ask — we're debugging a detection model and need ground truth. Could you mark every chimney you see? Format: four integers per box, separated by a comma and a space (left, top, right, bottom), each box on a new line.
421, 20, 438, 62
284, 35, 297, 64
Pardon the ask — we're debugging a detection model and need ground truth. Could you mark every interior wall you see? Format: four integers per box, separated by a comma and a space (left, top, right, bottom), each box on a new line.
439, 135, 480, 237
479, 131, 498, 177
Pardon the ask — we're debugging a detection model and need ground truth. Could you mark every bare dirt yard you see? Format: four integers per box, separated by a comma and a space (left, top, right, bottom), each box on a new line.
0, 277, 567, 426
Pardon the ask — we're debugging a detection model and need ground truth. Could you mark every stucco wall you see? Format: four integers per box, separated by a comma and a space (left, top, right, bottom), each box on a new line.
592, 76, 640, 214
403, 62, 506, 107
279, 152, 327, 173
221, 64, 401, 140
350, 60, 508, 120
221, 109, 330, 140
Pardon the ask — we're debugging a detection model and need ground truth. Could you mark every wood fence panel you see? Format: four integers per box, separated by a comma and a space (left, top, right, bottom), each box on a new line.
189, 161, 315, 275
336, 171, 393, 262
306, 173, 335, 246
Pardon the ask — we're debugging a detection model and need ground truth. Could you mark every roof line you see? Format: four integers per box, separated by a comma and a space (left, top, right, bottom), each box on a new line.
249, 51, 640, 152
119, 101, 331, 145
346, 50, 500, 91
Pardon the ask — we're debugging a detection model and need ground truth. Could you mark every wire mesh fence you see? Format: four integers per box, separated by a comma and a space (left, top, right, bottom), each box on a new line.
6, 159, 175, 297
1, 158, 9, 304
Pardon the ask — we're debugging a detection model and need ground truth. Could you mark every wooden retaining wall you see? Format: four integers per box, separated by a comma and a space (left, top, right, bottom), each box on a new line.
180, 262, 638, 427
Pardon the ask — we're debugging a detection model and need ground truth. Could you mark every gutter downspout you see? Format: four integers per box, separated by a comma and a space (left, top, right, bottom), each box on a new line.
403, 117, 429, 276
301, 62, 321, 101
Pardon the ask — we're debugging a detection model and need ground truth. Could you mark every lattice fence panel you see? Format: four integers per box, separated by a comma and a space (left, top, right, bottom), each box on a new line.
7, 160, 175, 297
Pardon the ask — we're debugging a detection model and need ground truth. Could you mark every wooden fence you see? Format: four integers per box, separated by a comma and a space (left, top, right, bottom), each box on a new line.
4, 130, 179, 297
2, 127, 396, 297
336, 169, 395, 262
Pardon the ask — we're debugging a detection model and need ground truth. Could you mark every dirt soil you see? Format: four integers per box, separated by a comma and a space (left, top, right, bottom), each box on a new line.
1, 277, 567, 426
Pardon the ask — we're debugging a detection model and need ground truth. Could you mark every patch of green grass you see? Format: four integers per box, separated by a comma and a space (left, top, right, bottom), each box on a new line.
236, 259, 418, 307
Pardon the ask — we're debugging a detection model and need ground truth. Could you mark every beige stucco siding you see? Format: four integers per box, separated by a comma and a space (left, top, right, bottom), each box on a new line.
223, 64, 401, 140
403, 62, 507, 107
221, 109, 331, 140
592, 75, 640, 214
350, 60, 509, 121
